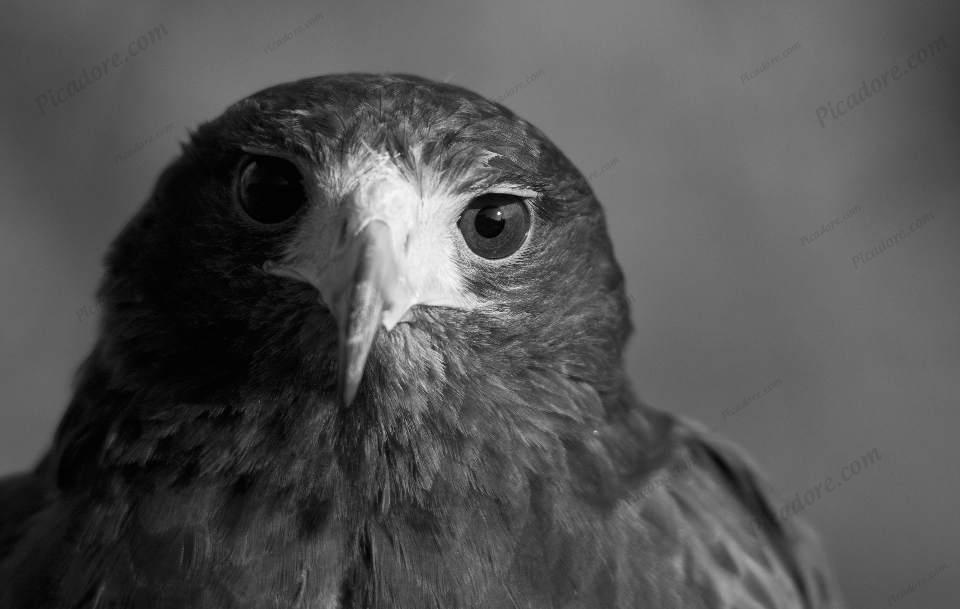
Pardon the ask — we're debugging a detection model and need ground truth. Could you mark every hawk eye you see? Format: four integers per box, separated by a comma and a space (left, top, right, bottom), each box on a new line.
458, 193, 531, 260
235, 155, 307, 225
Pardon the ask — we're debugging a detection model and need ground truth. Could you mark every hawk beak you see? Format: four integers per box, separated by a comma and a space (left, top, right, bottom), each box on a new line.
262, 177, 432, 407
332, 219, 413, 407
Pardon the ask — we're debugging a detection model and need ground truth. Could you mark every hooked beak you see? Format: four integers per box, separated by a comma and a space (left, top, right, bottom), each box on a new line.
334, 219, 411, 407
265, 217, 415, 408
262, 170, 490, 407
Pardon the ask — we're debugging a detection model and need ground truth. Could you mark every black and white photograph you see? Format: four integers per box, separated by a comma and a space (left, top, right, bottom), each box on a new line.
1, 1, 958, 607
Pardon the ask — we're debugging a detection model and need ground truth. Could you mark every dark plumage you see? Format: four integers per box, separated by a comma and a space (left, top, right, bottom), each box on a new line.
0, 73, 842, 608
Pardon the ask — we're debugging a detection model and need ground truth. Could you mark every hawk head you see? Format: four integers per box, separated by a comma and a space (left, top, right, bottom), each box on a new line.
64, 73, 633, 501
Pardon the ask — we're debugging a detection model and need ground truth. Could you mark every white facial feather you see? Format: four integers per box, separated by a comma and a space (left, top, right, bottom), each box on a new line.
266, 142, 528, 328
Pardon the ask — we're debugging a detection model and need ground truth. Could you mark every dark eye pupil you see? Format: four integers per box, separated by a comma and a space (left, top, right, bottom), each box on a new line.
457, 193, 531, 260
475, 207, 506, 238
236, 155, 306, 225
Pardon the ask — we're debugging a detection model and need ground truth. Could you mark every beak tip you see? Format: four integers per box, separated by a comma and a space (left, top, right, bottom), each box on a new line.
336, 359, 362, 408
338, 379, 358, 408
330, 218, 405, 409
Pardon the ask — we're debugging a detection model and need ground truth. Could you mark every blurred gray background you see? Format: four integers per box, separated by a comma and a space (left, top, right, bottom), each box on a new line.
1, 0, 958, 606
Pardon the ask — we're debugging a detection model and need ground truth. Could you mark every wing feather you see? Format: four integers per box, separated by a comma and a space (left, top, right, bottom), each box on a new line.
643, 416, 844, 609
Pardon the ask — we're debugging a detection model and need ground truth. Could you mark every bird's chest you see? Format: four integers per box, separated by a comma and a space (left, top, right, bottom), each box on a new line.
87, 485, 554, 609
35, 479, 725, 609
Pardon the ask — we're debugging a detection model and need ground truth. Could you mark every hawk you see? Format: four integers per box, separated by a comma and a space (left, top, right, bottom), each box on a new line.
0, 73, 842, 608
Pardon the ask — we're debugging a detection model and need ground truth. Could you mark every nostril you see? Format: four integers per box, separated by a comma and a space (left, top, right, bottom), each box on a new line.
404, 234, 412, 254
337, 218, 349, 248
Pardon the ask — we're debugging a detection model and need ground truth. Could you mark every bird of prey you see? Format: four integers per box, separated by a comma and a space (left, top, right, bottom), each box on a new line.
0, 73, 842, 608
